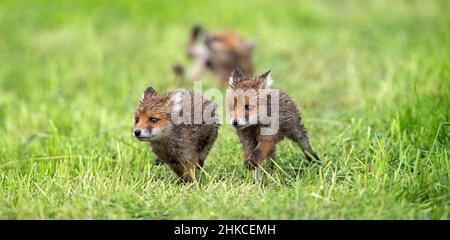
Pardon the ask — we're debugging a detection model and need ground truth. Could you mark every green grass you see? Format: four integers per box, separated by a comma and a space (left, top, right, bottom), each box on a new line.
0, 0, 449, 219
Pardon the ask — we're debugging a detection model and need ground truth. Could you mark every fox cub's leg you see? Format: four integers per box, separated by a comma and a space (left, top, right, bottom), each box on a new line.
245, 136, 276, 170
237, 134, 257, 166
181, 160, 198, 183
289, 128, 320, 161
269, 147, 276, 159
197, 128, 219, 168
168, 160, 198, 183
265, 147, 277, 170
170, 144, 200, 183
167, 162, 185, 181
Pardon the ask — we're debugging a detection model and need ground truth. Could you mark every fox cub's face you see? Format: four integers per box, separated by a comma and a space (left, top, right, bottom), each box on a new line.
227, 68, 273, 128
204, 30, 255, 56
134, 87, 179, 141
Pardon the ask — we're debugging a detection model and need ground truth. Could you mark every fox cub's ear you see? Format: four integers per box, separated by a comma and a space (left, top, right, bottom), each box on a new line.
140, 87, 157, 103
229, 67, 244, 88
260, 70, 273, 88
191, 25, 203, 40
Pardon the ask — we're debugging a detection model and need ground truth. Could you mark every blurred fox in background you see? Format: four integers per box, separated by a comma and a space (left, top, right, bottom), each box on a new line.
173, 25, 256, 84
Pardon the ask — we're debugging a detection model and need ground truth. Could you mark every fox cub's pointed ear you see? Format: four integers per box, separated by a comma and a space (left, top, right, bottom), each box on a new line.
191, 25, 203, 40
140, 87, 157, 103
260, 70, 273, 88
229, 68, 244, 88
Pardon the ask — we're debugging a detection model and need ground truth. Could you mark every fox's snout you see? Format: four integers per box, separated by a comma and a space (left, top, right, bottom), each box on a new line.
230, 118, 245, 127
229, 116, 257, 128
133, 128, 153, 140
134, 129, 142, 137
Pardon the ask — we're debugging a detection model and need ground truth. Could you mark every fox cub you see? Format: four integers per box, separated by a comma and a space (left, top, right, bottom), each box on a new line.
173, 25, 255, 84
227, 68, 320, 173
134, 87, 219, 183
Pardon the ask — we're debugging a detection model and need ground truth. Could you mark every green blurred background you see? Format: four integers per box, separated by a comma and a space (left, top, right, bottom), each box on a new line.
0, 0, 448, 219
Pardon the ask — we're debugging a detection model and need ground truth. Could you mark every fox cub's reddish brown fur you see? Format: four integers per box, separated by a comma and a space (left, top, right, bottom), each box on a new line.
173, 25, 255, 84
228, 68, 320, 173
134, 87, 219, 183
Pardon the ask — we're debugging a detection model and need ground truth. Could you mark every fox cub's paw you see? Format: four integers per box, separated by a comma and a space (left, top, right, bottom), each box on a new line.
244, 159, 259, 170
172, 64, 185, 77
155, 158, 163, 166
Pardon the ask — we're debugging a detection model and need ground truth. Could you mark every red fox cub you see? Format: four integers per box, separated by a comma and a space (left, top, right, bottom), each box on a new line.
134, 87, 219, 183
173, 25, 256, 84
227, 68, 320, 176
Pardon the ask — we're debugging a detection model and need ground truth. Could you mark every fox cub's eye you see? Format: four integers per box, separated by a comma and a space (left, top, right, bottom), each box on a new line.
134, 117, 139, 124
149, 117, 159, 123
245, 105, 255, 111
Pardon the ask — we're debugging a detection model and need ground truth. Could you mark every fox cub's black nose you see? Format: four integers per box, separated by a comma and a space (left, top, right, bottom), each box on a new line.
134, 129, 141, 136
232, 120, 238, 126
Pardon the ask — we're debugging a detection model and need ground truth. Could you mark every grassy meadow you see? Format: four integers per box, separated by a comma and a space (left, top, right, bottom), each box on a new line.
0, 0, 448, 219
